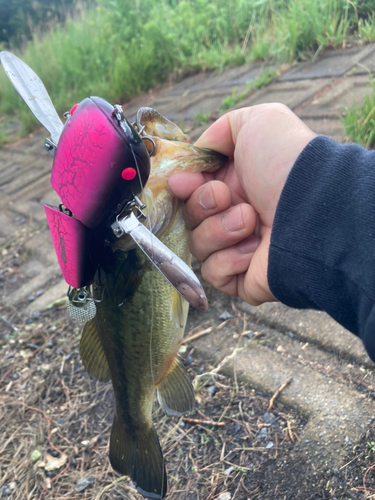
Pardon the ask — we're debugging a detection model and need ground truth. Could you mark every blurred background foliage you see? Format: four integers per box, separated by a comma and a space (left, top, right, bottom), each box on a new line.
1, 0, 375, 133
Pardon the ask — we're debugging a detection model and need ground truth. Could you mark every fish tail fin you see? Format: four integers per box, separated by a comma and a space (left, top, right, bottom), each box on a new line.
109, 416, 167, 499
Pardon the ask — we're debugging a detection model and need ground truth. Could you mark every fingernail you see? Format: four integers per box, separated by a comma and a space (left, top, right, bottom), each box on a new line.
238, 236, 260, 254
198, 184, 216, 210
221, 206, 244, 232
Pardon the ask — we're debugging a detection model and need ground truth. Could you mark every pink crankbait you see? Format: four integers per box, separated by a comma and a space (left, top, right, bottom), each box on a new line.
0, 52, 208, 319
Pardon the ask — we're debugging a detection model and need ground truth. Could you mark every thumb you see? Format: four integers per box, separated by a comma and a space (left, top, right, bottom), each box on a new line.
195, 108, 257, 156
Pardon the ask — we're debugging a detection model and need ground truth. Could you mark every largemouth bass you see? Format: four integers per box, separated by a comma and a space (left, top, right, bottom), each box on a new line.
79, 109, 227, 499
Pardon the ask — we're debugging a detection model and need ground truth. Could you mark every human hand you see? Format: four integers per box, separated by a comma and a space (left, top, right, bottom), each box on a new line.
168, 103, 316, 305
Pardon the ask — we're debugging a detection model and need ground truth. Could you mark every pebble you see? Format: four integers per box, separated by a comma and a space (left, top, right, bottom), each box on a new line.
28, 295, 35, 301
219, 311, 233, 320
217, 493, 231, 500
36, 290, 44, 297
233, 423, 242, 434
48, 448, 60, 458
76, 477, 95, 493
246, 331, 255, 339
257, 428, 268, 439
223, 465, 235, 475
31, 311, 40, 320
206, 385, 217, 396
184, 355, 194, 366
27, 343, 40, 350
0, 485, 11, 497
262, 412, 278, 425
266, 441, 274, 448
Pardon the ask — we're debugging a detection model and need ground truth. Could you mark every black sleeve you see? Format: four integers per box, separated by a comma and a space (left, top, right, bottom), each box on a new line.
267, 135, 375, 362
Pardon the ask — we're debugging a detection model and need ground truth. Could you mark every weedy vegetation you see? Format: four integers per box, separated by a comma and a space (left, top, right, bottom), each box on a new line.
221, 67, 277, 110
194, 112, 210, 127
343, 73, 375, 147
1, 0, 375, 134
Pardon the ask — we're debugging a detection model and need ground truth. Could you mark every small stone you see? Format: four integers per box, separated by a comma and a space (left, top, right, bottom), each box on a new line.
262, 412, 277, 425
246, 331, 255, 339
266, 441, 274, 448
288, 331, 294, 338
179, 421, 185, 428
76, 477, 95, 493
27, 343, 40, 350
184, 355, 194, 366
25, 318, 34, 324
28, 295, 35, 301
233, 423, 241, 434
257, 428, 268, 440
56, 418, 65, 424
36, 290, 44, 297
217, 493, 231, 500
31, 311, 40, 320
223, 465, 235, 475
219, 311, 233, 320
48, 449, 60, 458
206, 385, 217, 396
0, 485, 11, 497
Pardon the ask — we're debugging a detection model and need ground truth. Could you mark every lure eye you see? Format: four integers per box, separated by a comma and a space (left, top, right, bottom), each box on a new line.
121, 167, 137, 181
51, 96, 150, 229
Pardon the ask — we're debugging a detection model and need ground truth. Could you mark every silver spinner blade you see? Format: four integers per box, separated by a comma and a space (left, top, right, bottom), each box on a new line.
0, 51, 64, 145
114, 212, 209, 312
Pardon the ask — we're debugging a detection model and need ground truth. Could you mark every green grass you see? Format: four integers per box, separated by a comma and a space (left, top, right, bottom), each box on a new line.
1, 0, 375, 134
194, 112, 210, 126
221, 67, 277, 110
343, 73, 375, 148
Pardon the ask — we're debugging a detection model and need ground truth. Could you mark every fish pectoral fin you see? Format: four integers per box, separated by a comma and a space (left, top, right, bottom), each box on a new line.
170, 288, 189, 329
156, 357, 195, 417
80, 319, 110, 382
110, 416, 167, 499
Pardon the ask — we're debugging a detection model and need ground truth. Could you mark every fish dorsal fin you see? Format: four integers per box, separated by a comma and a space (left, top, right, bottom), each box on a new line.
156, 357, 195, 416
80, 319, 110, 382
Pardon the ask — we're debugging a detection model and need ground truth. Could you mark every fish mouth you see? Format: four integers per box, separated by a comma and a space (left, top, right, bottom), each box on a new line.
135, 107, 228, 180
146, 137, 228, 189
